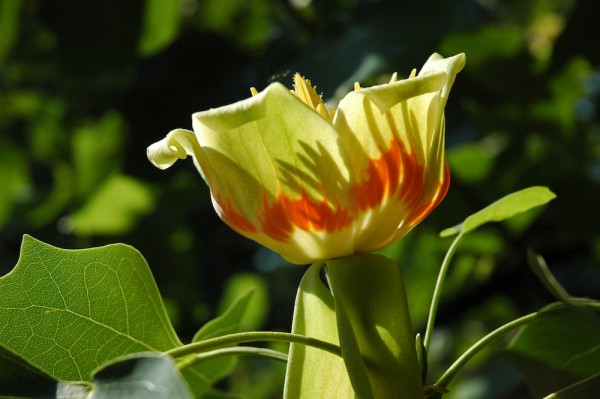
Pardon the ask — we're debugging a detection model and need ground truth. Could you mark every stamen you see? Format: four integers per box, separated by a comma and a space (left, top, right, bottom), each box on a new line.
354, 82, 361, 91
291, 73, 333, 122
250, 87, 259, 96
409, 68, 417, 78
389, 72, 398, 83
316, 103, 331, 120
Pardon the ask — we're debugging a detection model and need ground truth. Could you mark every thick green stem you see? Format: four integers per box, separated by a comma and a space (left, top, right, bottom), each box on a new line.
164, 331, 342, 360
424, 233, 464, 352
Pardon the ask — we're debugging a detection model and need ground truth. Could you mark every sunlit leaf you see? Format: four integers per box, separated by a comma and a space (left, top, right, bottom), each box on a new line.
0, 138, 31, 229
440, 186, 556, 237
138, 0, 180, 56
217, 273, 268, 332
440, 25, 523, 67
69, 174, 155, 236
507, 311, 600, 398
182, 289, 257, 398
447, 138, 502, 184
90, 354, 192, 399
0, 235, 181, 382
71, 111, 125, 198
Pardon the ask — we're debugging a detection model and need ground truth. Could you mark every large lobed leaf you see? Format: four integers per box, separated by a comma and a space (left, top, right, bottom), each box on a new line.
0, 235, 181, 382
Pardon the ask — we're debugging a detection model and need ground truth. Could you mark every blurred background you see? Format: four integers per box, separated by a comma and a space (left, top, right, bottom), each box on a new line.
1, 0, 599, 397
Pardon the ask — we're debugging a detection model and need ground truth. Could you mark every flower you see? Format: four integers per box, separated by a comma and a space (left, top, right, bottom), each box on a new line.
148, 53, 465, 264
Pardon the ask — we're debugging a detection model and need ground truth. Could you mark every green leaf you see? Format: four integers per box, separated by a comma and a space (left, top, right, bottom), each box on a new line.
90, 353, 193, 399
194, 289, 255, 342
544, 372, 600, 399
507, 311, 600, 397
0, 0, 25, 63
440, 186, 556, 237
216, 273, 268, 332
284, 263, 353, 398
0, 346, 56, 398
69, 174, 155, 236
138, 0, 180, 56
182, 289, 257, 398
0, 235, 181, 382
326, 254, 423, 399
527, 251, 574, 304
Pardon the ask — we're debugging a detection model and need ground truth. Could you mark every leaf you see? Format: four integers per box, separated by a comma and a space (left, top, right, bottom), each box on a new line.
440, 186, 556, 237
182, 289, 257, 398
90, 353, 193, 399
0, 0, 25, 63
527, 250, 574, 304
326, 254, 423, 399
194, 289, 255, 342
138, 0, 180, 56
0, 346, 56, 398
0, 235, 181, 382
69, 174, 155, 236
284, 263, 353, 399
216, 273, 268, 332
544, 372, 600, 399
507, 311, 600, 397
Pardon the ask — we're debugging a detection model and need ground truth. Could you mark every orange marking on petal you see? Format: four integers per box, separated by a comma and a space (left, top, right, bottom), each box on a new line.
405, 163, 450, 226
260, 190, 353, 241
352, 134, 449, 230
355, 138, 402, 210
214, 193, 257, 234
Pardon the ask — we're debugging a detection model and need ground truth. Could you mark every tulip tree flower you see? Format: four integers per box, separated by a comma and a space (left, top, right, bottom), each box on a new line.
149, 53, 465, 398
148, 53, 465, 265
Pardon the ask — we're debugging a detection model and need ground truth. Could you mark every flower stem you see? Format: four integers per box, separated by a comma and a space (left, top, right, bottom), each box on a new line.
163, 331, 342, 360
428, 300, 600, 397
176, 346, 288, 370
424, 233, 464, 353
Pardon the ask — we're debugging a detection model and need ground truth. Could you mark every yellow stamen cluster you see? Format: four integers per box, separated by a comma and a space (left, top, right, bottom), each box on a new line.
250, 68, 419, 120
291, 73, 335, 122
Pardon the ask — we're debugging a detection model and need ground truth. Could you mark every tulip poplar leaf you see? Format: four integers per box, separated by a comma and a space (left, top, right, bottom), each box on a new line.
507, 311, 600, 398
0, 346, 57, 398
0, 235, 181, 382
440, 186, 556, 237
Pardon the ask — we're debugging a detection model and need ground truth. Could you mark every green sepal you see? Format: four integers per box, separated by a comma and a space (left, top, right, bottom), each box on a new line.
326, 254, 423, 399
284, 263, 353, 398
